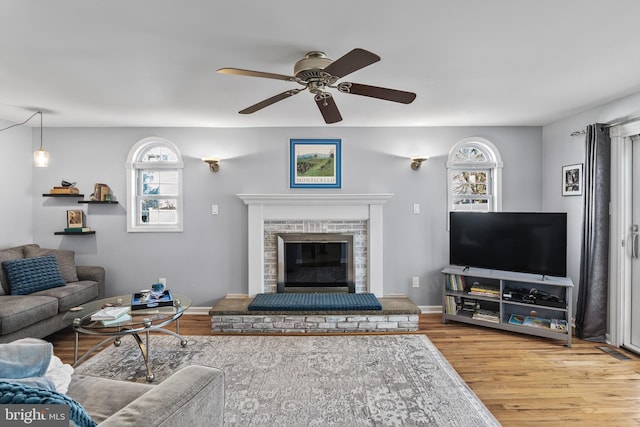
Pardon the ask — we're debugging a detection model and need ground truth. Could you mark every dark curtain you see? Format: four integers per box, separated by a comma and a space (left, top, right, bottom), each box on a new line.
575, 123, 611, 341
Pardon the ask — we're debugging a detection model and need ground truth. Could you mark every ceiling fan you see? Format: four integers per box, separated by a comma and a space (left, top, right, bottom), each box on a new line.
217, 48, 417, 124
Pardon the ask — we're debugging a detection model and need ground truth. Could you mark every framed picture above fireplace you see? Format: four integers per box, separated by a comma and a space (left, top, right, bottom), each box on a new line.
290, 138, 342, 188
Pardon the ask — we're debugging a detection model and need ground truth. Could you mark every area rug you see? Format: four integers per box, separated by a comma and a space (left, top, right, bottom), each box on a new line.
247, 292, 382, 311
74, 335, 499, 426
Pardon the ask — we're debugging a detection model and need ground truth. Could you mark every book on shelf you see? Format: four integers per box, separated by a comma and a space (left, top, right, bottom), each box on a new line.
472, 309, 499, 323
49, 186, 80, 194
92, 183, 112, 201
64, 227, 92, 233
550, 318, 568, 332
469, 283, 500, 298
90, 306, 130, 321
508, 314, 563, 330
446, 274, 465, 291
508, 314, 525, 325
522, 316, 552, 329
100, 313, 131, 326
445, 295, 457, 314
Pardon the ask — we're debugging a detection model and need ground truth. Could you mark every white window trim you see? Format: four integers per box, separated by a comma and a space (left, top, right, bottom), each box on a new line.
447, 137, 503, 215
126, 137, 184, 233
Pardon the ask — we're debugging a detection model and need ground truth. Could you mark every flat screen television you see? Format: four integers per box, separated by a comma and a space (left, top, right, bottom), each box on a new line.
449, 212, 567, 277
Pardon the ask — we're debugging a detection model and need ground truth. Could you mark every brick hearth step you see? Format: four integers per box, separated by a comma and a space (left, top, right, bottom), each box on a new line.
209, 296, 421, 333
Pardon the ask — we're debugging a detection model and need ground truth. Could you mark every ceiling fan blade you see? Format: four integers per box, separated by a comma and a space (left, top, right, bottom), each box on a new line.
322, 48, 380, 78
339, 82, 416, 104
315, 94, 342, 124
217, 67, 294, 82
239, 89, 303, 114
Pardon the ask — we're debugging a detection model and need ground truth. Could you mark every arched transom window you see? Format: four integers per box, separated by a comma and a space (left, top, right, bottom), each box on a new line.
126, 137, 184, 232
447, 137, 503, 213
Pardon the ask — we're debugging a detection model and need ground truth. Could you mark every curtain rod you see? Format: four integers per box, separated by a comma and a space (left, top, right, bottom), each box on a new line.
570, 116, 640, 136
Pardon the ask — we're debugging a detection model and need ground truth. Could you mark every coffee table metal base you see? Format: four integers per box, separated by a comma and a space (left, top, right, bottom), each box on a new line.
73, 320, 188, 382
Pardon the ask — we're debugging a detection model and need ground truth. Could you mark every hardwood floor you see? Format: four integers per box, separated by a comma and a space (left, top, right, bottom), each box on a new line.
45, 313, 640, 426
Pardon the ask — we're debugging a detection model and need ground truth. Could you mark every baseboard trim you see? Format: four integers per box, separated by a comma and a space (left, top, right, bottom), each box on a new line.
184, 306, 211, 315
420, 305, 442, 314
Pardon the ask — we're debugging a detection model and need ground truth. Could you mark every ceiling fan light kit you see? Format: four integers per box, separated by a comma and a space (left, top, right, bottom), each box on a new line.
218, 48, 416, 124
293, 51, 335, 81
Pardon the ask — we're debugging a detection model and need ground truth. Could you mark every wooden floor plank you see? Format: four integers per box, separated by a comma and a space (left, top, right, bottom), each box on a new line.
44, 313, 640, 426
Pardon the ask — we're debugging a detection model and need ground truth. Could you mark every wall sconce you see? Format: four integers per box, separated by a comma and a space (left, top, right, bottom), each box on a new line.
0, 111, 50, 167
410, 156, 428, 170
202, 157, 220, 172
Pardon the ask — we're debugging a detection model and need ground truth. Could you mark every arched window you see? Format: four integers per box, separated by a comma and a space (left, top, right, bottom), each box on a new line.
126, 137, 183, 232
447, 137, 503, 213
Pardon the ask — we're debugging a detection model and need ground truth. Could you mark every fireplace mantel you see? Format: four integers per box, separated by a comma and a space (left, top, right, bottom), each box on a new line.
237, 194, 393, 297
237, 193, 393, 205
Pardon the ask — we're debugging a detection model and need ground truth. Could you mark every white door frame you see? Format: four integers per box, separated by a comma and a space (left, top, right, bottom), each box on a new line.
609, 121, 640, 346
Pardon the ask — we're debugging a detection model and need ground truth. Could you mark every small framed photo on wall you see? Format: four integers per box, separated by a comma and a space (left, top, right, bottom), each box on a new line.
66, 210, 84, 228
562, 163, 583, 196
290, 138, 342, 188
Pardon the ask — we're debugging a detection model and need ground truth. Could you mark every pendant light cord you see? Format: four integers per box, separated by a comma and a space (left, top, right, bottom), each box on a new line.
0, 111, 42, 133
0, 111, 44, 149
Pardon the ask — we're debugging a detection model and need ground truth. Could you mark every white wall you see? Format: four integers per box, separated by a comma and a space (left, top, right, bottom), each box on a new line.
22, 125, 541, 308
0, 119, 34, 246
542, 91, 640, 309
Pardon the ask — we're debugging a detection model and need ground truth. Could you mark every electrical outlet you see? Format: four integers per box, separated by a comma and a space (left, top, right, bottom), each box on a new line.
413, 203, 420, 214
412, 277, 420, 287
211, 204, 219, 215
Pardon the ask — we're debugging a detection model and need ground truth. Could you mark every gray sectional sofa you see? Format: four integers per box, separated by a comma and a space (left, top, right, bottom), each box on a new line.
68, 365, 225, 426
0, 244, 105, 343
0, 338, 225, 426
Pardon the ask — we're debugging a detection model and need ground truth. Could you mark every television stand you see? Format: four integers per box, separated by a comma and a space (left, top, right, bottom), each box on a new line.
441, 266, 573, 347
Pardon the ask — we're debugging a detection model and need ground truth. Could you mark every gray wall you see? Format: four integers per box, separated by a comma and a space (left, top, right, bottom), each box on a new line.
542, 91, 640, 308
4, 90, 640, 310
21, 126, 541, 308
0, 119, 34, 246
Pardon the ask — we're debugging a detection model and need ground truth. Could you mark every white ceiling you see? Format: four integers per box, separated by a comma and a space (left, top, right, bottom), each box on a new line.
2, 0, 640, 128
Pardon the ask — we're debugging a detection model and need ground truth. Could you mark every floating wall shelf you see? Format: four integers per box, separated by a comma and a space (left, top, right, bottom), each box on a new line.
54, 231, 96, 236
78, 200, 119, 204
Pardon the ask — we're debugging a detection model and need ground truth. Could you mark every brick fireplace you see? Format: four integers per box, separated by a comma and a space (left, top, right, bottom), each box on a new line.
237, 194, 393, 297
267, 224, 364, 293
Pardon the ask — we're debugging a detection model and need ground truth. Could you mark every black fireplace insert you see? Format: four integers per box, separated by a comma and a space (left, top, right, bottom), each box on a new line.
277, 233, 355, 293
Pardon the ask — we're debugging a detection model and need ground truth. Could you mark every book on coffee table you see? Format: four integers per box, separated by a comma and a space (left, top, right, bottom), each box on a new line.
131, 290, 174, 310
90, 306, 130, 321
100, 313, 132, 326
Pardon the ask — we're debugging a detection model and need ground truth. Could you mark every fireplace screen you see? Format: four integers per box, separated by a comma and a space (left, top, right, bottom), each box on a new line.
277, 233, 355, 292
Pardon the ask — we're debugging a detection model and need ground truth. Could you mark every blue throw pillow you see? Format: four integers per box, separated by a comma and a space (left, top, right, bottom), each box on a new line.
0, 380, 97, 427
2, 255, 66, 295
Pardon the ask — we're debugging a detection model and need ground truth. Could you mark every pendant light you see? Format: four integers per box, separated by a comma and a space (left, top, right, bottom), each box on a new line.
0, 111, 49, 167
33, 112, 49, 167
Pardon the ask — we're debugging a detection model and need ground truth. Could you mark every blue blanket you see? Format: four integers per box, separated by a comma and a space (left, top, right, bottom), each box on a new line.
0, 338, 55, 390
248, 293, 382, 311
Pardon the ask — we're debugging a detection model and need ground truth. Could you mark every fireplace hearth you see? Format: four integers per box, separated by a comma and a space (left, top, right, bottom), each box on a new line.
277, 233, 355, 293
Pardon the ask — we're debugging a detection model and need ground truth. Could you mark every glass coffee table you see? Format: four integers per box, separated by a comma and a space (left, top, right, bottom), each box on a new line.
63, 293, 191, 381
